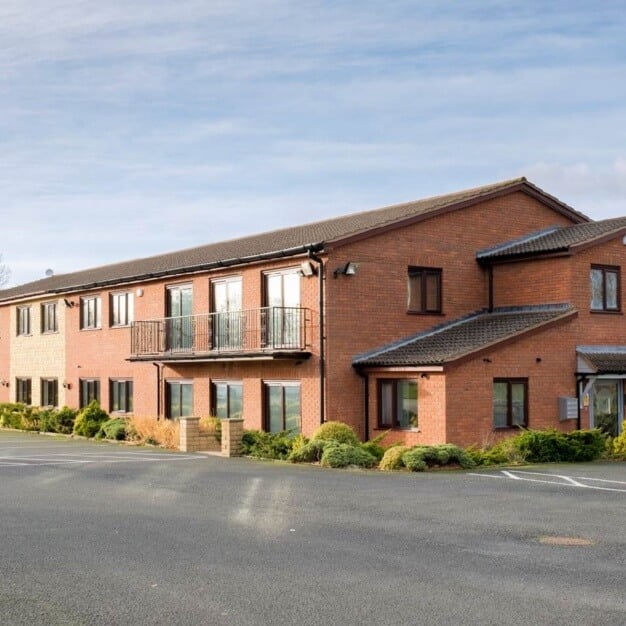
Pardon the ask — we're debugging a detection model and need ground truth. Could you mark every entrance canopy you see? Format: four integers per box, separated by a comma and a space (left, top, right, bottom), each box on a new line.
577, 346, 626, 375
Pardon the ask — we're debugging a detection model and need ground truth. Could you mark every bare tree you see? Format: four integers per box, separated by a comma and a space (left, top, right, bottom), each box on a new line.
0, 255, 11, 287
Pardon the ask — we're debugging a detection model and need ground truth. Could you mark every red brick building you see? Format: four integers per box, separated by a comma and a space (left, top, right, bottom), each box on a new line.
1, 177, 625, 447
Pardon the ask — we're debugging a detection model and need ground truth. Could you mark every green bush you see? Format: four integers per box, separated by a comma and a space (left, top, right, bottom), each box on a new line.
0, 403, 27, 429
514, 428, 606, 463
48, 406, 78, 434
401, 445, 476, 472
73, 401, 110, 438
360, 441, 385, 462
609, 422, 626, 458
319, 442, 377, 469
97, 418, 128, 441
379, 445, 410, 471
288, 439, 328, 463
311, 421, 360, 446
401, 449, 427, 472
241, 430, 295, 460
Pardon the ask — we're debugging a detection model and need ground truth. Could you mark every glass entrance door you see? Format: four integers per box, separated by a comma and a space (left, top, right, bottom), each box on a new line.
264, 272, 300, 348
212, 278, 243, 350
166, 285, 193, 351
591, 380, 621, 437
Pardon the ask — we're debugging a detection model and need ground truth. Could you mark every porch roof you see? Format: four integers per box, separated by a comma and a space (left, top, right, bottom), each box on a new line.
576, 346, 626, 374
353, 304, 577, 368
477, 216, 626, 263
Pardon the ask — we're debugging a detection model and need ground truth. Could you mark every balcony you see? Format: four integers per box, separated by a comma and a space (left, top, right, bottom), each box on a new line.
129, 307, 311, 361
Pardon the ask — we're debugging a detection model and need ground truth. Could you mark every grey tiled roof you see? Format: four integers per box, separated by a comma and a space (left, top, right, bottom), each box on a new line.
577, 346, 626, 373
0, 177, 586, 302
353, 304, 577, 367
477, 217, 626, 262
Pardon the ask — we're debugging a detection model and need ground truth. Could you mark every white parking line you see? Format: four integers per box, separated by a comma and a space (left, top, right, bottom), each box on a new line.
0, 453, 205, 467
468, 469, 626, 493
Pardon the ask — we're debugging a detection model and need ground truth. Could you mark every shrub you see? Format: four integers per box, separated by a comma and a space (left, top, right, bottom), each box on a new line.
241, 430, 294, 460
360, 441, 385, 462
609, 422, 626, 458
126, 415, 179, 449
199, 416, 221, 443
20, 405, 40, 431
319, 442, 377, 469
73, 401, 110, 438
311, 421, 360, 446
97, 418, 128, 441
401, 445, 476, 472
514, 428, 606, 463
48, 406, 78, 434
401, 449, 427, 472
379, 445, 410, 471
288, 439, 329, 463
0, 403, 27, 429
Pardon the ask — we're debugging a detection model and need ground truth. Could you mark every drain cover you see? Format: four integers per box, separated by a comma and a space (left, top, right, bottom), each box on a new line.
537, 536, 594, 546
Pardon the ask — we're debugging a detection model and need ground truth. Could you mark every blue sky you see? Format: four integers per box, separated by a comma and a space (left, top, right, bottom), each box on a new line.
2, 1, 625, 286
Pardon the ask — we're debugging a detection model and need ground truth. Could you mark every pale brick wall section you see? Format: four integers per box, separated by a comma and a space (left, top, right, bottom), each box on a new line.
10, 298, 67, 406
221, 418, 244, 457
178, 417, 221, 452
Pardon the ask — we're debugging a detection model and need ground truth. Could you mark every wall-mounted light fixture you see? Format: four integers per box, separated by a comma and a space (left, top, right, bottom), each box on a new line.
0, 379, 9, 387
136, 288, 144, 297
300, 261, 317, 277
63, 299, 76, 308
420, 373, 430, 379
62, 381, 72, 390
333, 262, 358, 278
482, 357, 492, 363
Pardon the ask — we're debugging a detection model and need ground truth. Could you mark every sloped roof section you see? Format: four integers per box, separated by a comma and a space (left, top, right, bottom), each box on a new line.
0, 177, 587, 302
576, 346, 626, 374
477, 217, 626, 263
353, 304, 577, 367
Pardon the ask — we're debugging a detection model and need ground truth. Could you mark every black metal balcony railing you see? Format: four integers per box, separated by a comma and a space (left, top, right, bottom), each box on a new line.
130, 307, 309, 357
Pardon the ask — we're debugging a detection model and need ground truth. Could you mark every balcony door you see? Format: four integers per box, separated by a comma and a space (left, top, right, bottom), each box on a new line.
166, 285, 193, 351
264, 271, 300, 348
212, 278, 243, 350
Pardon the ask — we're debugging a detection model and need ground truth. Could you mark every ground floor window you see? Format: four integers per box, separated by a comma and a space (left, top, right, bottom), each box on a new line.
264, 382, 301, 433
212, 381, 243, 419
166, 381, 193, 419
16, 378, 32, 404
378, 379, 418, 429
493, 378, 528, 428
110, 379, 133, 414
41, 378, 58, 407
80, 379, 101, 408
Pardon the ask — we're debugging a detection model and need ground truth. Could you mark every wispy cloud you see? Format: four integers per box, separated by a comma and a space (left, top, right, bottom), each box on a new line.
1, 1, 625, 285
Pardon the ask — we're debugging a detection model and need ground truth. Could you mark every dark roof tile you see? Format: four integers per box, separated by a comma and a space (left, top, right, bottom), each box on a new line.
353, 304, 576, 367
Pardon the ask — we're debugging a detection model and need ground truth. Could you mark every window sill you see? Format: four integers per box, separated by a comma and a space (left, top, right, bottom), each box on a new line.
407, 311, 444, 316
80, 327, 103, 332
590, 310, 622, 315
493, 425, 526, 431
375, 427, 420, 432
110, 324, 132, 329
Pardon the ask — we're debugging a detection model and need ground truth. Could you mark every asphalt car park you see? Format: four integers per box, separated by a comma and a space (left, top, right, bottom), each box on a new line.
1, 430, 625, 625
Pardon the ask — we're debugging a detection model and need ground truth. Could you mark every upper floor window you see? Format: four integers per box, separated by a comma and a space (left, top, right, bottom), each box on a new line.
41, 302, 58, 333
110, 379, 133, 413
408, 267, 442, 314
79, 378, 101, 408
110, 292, 134, 327
41, 378, 58, 408
590, 265, 620, 312
17, 306, 31, 336
263, 270, 301, 348
493, 379, 527, 429
378, 379, 418, 429
16, 378, 32, 404
80, 296, 102, 330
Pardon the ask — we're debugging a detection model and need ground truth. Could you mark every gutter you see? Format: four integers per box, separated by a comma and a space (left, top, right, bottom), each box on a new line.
0, 242, 327, 305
